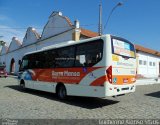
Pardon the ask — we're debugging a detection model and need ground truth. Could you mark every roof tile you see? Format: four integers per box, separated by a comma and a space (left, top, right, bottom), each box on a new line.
80, 28, 98, 38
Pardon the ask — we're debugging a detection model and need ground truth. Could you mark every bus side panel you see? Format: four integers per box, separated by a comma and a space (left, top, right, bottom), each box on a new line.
20, 71, 34, 88
65, 84, 105, 98
33, 81, 57, 93
20, 70, 57, 93
21, 78, 57, 93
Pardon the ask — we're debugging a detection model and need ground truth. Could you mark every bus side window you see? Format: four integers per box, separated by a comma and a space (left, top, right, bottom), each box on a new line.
75, 49, 86, 67
75, 40, 103, 67
42, 50, 56, 68
55, 46, 75, 68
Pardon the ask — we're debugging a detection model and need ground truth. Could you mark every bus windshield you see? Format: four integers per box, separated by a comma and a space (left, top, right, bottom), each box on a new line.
112, 37, 135, 58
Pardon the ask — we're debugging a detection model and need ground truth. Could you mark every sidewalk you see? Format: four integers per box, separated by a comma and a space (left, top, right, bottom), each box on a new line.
8, 75, 18, 78
136, 78, 160, 86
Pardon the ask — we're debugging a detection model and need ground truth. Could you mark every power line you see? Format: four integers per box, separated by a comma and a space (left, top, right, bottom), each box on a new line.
0, 24, 97, 30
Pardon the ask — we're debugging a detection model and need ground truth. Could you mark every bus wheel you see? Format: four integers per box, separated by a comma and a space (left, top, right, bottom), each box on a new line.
57, 84, 67, 100
20, 80, 26, 90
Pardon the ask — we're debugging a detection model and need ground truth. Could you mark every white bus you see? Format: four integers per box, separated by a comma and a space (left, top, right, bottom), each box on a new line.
18, 34, 136, 99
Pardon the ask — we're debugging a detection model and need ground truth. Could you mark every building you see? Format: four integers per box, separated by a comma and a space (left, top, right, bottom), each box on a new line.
0, 11, 79, 74
135, 44, 160, 79
0, 11, 160, 80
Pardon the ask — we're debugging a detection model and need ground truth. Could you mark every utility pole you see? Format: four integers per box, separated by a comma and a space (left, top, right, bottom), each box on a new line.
98, 0, 102, 36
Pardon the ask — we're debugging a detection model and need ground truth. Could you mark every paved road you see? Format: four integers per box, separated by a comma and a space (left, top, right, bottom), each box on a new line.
0, 77, 160, 119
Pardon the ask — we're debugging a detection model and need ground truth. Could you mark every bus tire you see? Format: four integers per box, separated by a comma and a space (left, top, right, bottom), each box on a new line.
20, 80, 26, 91
56, 84, 67, 100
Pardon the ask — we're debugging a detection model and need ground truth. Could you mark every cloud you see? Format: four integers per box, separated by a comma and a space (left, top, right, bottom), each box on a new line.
0, 15, 25, 46
0, 25, 26, 46
0, 9, 25, 48
0, 14, 42, 47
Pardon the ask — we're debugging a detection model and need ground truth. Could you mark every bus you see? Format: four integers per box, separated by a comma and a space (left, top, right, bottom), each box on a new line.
18, 34, 136, 99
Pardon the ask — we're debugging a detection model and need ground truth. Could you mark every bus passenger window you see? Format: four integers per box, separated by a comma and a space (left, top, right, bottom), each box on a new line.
55, 46, 75, 68
75, 40, 103, 67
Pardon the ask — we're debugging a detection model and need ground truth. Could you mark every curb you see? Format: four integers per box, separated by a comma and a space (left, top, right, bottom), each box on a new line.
136, 78, 160, 86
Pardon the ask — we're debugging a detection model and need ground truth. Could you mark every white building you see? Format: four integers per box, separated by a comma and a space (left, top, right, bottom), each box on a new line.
0, 12, 75, 73
135, 44, 160, 79
0, 11, 160, 80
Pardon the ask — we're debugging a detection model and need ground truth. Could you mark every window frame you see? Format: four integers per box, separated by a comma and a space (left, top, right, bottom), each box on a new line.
74, 39, 104, 68
153, 62, 155, 66
139, 60, 142, 65
111, 36, 136, 59
21, 39, 104, 69
143, 60, 147, 65
55, 45, 76, 68
149, 62, 152, 66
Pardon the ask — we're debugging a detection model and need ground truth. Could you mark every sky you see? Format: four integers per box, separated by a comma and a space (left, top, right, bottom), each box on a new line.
0, 0, 160, 51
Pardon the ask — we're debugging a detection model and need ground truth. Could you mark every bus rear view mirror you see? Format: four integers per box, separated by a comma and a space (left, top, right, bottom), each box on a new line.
18, 60, 22, 65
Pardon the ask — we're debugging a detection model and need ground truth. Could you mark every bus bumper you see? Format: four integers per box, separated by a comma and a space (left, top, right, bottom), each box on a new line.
104, 81, 136, 97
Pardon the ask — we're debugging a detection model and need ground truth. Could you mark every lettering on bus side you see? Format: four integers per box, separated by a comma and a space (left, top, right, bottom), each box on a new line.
117, 62, 133, 67
52, 71, 80, 78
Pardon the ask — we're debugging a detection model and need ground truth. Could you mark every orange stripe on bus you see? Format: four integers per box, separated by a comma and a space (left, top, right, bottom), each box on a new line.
112, 75, 136, 85
90, 75, 108, 86
29, 67, 103, 84
90, 75, 136, 86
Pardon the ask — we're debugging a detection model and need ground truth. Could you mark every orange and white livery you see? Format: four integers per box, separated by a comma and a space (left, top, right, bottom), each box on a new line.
18, 34, 136, 99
